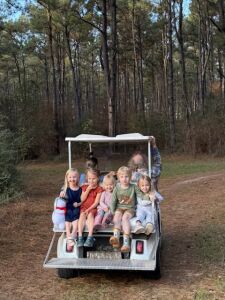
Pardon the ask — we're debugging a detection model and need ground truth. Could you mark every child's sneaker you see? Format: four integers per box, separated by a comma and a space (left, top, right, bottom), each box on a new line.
84, 236, 95, 247
145, 223, 154, 235
134, 223, 145, 234
109, 236, 120, 248
121, 244, 130, 253
77, 236, 84, 247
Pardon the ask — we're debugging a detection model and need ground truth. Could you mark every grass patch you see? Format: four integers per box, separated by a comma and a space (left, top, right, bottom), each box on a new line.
162, 158, 225, 178
194, 224, 225, 266
0, 190, 24, 204
194, 288, 214, 300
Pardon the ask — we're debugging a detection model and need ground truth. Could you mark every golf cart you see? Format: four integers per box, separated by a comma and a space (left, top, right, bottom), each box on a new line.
43, 133, 162, 279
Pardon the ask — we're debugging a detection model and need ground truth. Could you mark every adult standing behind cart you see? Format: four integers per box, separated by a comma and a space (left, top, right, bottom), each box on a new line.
128, 136, 161, 191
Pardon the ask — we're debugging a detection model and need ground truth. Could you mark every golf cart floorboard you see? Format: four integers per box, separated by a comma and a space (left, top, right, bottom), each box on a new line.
44, 257, 156, 271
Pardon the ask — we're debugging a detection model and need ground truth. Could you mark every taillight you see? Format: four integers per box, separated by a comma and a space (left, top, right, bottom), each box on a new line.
136, 240, 144, 254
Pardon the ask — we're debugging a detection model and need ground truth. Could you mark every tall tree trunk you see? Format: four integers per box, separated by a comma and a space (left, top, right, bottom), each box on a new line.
110, 0, 117, 136
101, 0, 115, 137
44, 55, 50, 105
47, 8, 60, 154
65, 25, 81, 123
167, 0, 176, 151
174, 0, 191, 138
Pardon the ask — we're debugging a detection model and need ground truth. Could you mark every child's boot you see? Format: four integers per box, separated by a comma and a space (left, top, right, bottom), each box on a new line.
109, 228, 120, 248
121, 234, 130, 253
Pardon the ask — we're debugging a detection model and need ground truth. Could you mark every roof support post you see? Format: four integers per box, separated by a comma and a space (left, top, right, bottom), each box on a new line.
68, 141, 72, 169
148, 140, 151, 178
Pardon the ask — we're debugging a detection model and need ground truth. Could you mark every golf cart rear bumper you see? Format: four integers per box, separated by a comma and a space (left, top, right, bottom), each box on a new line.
44, 257, 156, 271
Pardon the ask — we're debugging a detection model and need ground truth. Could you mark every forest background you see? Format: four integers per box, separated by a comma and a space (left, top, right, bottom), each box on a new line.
1, 0, 225, 199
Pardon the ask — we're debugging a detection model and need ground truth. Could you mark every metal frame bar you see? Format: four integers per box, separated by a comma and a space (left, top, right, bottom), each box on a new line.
68, 141, 72, 169
148, 140, 151, 178
43, 232, 57, 266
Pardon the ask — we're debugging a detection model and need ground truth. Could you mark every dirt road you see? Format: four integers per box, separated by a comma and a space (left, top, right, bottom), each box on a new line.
0, 162, 225, 300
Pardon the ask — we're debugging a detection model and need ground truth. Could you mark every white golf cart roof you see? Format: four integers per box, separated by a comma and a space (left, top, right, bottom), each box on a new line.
65, 133, 152, 176
65, 133, 152, 143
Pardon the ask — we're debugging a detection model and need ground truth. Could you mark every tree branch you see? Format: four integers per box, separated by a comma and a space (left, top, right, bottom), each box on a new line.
73, 9, 103, 35
209, 17, 223, 33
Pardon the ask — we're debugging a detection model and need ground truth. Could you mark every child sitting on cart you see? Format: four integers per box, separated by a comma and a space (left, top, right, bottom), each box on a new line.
77, 168, 103, 247
59, 168, 82, 252
134, 175, 164, 235
110, 166, 142, 253
94, 174, 115, 230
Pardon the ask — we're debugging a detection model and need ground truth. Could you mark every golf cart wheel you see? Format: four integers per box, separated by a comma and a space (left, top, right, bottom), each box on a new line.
57, 268, 79, 279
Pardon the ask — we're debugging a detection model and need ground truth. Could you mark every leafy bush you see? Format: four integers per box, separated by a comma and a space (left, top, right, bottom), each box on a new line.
0, 115, 20, 202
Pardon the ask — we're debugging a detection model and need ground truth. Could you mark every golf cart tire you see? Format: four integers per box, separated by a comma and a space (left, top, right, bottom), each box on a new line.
57, 268, 79, 279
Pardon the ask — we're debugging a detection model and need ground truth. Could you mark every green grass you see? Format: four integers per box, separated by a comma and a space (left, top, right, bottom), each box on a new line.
161, 157, 225, 178
194, 223, 225, 266
18, 156, 225, 180
194, 289, 214, 300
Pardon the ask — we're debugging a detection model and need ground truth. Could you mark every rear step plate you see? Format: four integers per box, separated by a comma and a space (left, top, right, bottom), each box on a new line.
44, 257, 156, 271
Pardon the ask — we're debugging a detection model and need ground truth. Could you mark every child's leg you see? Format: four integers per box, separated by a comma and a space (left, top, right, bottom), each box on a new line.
109, 211, 122, 248
71, 219, 78, 238
121, 211, 133, 235
65, 221, 75, 252
77, 212, 86, 247
86, 212, 95, 237
102, 211, 113, 226
84, 211, 96, 247
121, 211, 133, 252
134, 206, 146, 234
94, 209, 104, 226
113, 211, 122, 230
78, 212, 86, 237
65, 221, 72, 239
145, 207, 154, 235
145, 207, 154, 225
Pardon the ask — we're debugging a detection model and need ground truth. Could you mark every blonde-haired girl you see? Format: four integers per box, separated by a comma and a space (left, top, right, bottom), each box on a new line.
59, 168, 82, 252
94, 174, 116, 230
134, 175, 163, 235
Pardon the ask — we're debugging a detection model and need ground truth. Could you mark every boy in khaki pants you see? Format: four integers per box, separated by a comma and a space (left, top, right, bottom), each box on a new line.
110, 166, 141, 252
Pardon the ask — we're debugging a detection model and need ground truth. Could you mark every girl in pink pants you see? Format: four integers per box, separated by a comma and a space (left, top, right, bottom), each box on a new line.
94, 174, 116, 230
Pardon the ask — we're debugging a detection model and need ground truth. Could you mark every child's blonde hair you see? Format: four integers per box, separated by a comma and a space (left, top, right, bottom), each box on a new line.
63, 168, 79, 191
102, 173, 116, 188
138, 175, 151, 192
117, 166, 132, 178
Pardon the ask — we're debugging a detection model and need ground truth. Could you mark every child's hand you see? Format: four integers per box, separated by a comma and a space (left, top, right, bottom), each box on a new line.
87, 184, 95, 191
103, 207, 109, 213
84, 208, 90, 215
60, 191, 65, 198
150, 136, 156, 147
149, 192, 156, 202
73, 202, 78, 208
